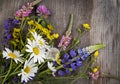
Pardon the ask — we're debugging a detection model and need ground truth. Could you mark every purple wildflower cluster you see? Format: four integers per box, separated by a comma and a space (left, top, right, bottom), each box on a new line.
55, 48, 90, 76
15, 3, 33, 18
36, 5, 51, 18
3, 18, 19, 46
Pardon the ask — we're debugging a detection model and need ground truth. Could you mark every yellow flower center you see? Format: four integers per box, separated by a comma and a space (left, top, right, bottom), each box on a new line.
24, 66, 30, 74
33, 47, 40, 55
8, 53, 17, 58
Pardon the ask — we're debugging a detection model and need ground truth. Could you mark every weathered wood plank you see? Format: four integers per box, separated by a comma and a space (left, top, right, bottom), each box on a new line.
0, 0, 120, 84
90, 0, 120, 84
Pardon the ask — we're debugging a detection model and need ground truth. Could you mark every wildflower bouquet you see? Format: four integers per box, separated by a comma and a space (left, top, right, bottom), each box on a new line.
0, 0, 119, 84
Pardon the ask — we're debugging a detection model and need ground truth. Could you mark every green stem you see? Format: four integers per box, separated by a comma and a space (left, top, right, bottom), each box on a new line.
38, 61, 46, 70
20, 18, 24, 31
65, 39, 79, 53
66, 14, 73, 37
22, 18, 27, 29
32, 0, 42, 6
1, 71, 21, 82
2, 60, 13, 84
19, 33, 24, 47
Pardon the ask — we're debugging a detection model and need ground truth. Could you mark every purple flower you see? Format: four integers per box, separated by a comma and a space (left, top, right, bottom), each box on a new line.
76, 60, 82, 67
58, 35, 71, 50
65, 68, 71, 75
55, 47, 90, 76
12, 19, 20, 24
13, 76, 19, 83
76, 57, 80, 61
4, 18, 14, 30
81, 56, 86, 61
63, 53, 69, 60
58, 70, 65, 76
78, 48, 83, 55
3, 18, 18, 47
7, 34, 12, 40
89, 71, 100, 80
15, 3, 33, 18
36, 5, 51, 17
61, 59, 66, 64
68, 59, 72, 63
69, 49, 77, 58
78, 48, 90, 61
70, 62, 77, 71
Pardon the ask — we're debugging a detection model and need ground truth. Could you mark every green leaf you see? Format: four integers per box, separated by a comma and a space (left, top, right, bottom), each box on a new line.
85, 44, 105, 53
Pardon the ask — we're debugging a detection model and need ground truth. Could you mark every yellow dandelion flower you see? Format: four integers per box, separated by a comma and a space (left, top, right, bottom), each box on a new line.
53, 33, 59, 39
83, 23, 90, 29
94, 50, 99, 58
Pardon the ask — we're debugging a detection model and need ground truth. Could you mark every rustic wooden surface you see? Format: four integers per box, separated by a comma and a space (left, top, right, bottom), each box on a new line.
0, 0, 120, 84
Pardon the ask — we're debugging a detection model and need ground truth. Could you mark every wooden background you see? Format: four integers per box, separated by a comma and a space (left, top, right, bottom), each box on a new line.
0, 0, 120, 84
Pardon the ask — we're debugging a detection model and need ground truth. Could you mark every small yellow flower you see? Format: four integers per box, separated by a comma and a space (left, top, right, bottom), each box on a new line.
53, 33, 59, 39
83, 23, 90, 29
94, 51, 99, 58
47, 35, 53, 40
28, 20, 34, 25
14, 28, 20, 32
12, 28, 20, 39
93, 66, 99, 73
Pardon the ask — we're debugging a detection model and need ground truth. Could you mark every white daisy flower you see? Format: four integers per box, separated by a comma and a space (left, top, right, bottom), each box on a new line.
2, 48, 23, 63
46, 47, 60, 61
18, 58, 38, 83
31, 32, 49, 49
48, 62, 56, 72
26, 39, 46, 64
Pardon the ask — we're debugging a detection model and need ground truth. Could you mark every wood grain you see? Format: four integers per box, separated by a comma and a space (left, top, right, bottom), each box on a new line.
0, 0, 120, 84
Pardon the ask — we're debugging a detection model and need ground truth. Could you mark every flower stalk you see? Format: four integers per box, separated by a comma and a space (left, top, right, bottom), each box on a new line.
2, 60, 13, 84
